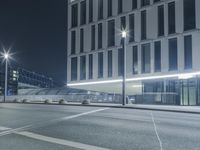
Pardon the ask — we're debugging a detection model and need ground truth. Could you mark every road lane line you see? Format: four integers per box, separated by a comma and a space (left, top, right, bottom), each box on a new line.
151, 112, 163, 150
60, 108, 110, 121
0, 125, 33, 137
0, 108, 109, 137
0, 126, 11, 131
18, 131, 111, 150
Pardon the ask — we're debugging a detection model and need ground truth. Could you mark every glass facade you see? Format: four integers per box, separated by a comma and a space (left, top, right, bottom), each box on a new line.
89, 0, 93, 23
118, 48, 124, 76
158, 5, 164, 36
108, 20, 115, 47
71, 57, 77, 81
132, 46, 138, 74
98, 52, 103, 78
132, 0, 137, 10
91, 25, 95, 51
71, 4, 78, 28
184, 35, 192, 69
80, 0, 86, 25
154, 41, 161, 72
141, 10, 147, 40
71, 31, 76, 54
169, 38, 178, 71
108, 50, 112, 77
129, 14, 135, 42
80, 28, 84, 53
118, 0, 123, 14
168, 2, 176, 34
88, 54, 93, 79
98, 23, 103, 49
68, 0, 199, 106
107, 0, 112, 17
141, 0, 150, 7
141, 43, 150, 73
184, 0, 196, 31
98, 0, 103, 20
80, 56, 86, 80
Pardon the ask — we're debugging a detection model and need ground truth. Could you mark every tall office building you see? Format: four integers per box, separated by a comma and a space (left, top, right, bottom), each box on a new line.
67, 0, 200, 105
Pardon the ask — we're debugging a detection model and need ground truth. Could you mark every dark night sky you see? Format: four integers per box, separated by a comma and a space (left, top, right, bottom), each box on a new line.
0, 0, 67, 85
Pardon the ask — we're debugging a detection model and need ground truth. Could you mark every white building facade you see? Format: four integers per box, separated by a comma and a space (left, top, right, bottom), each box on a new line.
67, 0, 200, 105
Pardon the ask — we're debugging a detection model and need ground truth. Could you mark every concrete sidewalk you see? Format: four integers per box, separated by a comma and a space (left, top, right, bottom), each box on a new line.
3, 101, 200, 114
65, 102, 200, 114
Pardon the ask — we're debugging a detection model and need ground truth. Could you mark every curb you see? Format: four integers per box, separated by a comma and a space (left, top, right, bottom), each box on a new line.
64, 103, 200, 115
1, 102, 200, 115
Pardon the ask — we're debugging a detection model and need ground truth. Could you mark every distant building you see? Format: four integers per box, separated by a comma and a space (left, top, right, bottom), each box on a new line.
17, 67, 54, 89
67, 0, 200, 105
0, 65, 55, 95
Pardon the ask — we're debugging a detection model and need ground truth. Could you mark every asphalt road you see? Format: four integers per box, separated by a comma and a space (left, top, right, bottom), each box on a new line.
0, 103, 199, 150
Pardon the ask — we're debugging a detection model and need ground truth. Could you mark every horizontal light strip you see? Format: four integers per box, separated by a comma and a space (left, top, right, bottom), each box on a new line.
67, 79, 122, 86
67, 71, 200, 87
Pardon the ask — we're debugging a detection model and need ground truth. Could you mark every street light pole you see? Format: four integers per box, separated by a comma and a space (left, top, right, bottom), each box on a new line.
122, 31, 127, 106
3, 53, 9, 103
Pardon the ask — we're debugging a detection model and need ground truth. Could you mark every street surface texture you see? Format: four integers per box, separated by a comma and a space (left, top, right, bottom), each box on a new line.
0, 103, 200, 150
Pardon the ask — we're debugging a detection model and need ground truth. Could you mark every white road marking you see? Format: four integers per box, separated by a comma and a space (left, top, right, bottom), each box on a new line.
0, 108, 110, 150
18, 131, 111, 150
0, 108, 109, 137
0, 127, 11, 131
61, 108, 110, 121
0, 125, 33, 137
151, 112, 163, 150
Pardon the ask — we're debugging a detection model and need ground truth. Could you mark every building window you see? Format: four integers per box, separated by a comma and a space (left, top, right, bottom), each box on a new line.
141, 10, 147, 40
118, 0, 123, 14
154, 41, 161, 72
141, 43, 151, 73
89, 54, 93, 79
184, 0, 196, 31
80, 56, 86, 80
80, 0, 86, 25
98, 0, 103, 20
108, 20, 115, 47
184, 35, 192, 69
71, 4, 78, 28
108, 0, 112, 17
129, 14, 135, 42
168, 2, 176, 34
80, 28, 84, 53
71, 31, 76, 55
154, 0, 160, 3
91, 25, 95, 51
118, 48, 124, 76
120, 16, 126, 31
158, 5, 164, 36
132, 0, 137, 10
133, 46, 138, 74
98, 52, 104, 78
98, 23, 103, 49
89, 0, 93, 22
141, 0, 150, 7
108, 50, 112, 77
71, 57, 77, 81
169, 38, 178, 71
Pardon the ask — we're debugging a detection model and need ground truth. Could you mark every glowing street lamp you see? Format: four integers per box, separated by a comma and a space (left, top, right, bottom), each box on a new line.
122, 31, 127, 38
3, 52, 10, 103
121, 30, 127, 106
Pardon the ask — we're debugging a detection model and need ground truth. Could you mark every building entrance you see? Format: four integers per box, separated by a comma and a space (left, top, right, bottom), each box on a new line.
180, 79, 197, 106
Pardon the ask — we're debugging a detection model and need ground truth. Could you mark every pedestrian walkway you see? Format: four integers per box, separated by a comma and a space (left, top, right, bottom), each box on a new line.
65, 102, 200, 114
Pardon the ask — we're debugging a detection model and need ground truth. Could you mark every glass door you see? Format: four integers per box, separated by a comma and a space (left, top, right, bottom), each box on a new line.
180, 79, 197, 106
